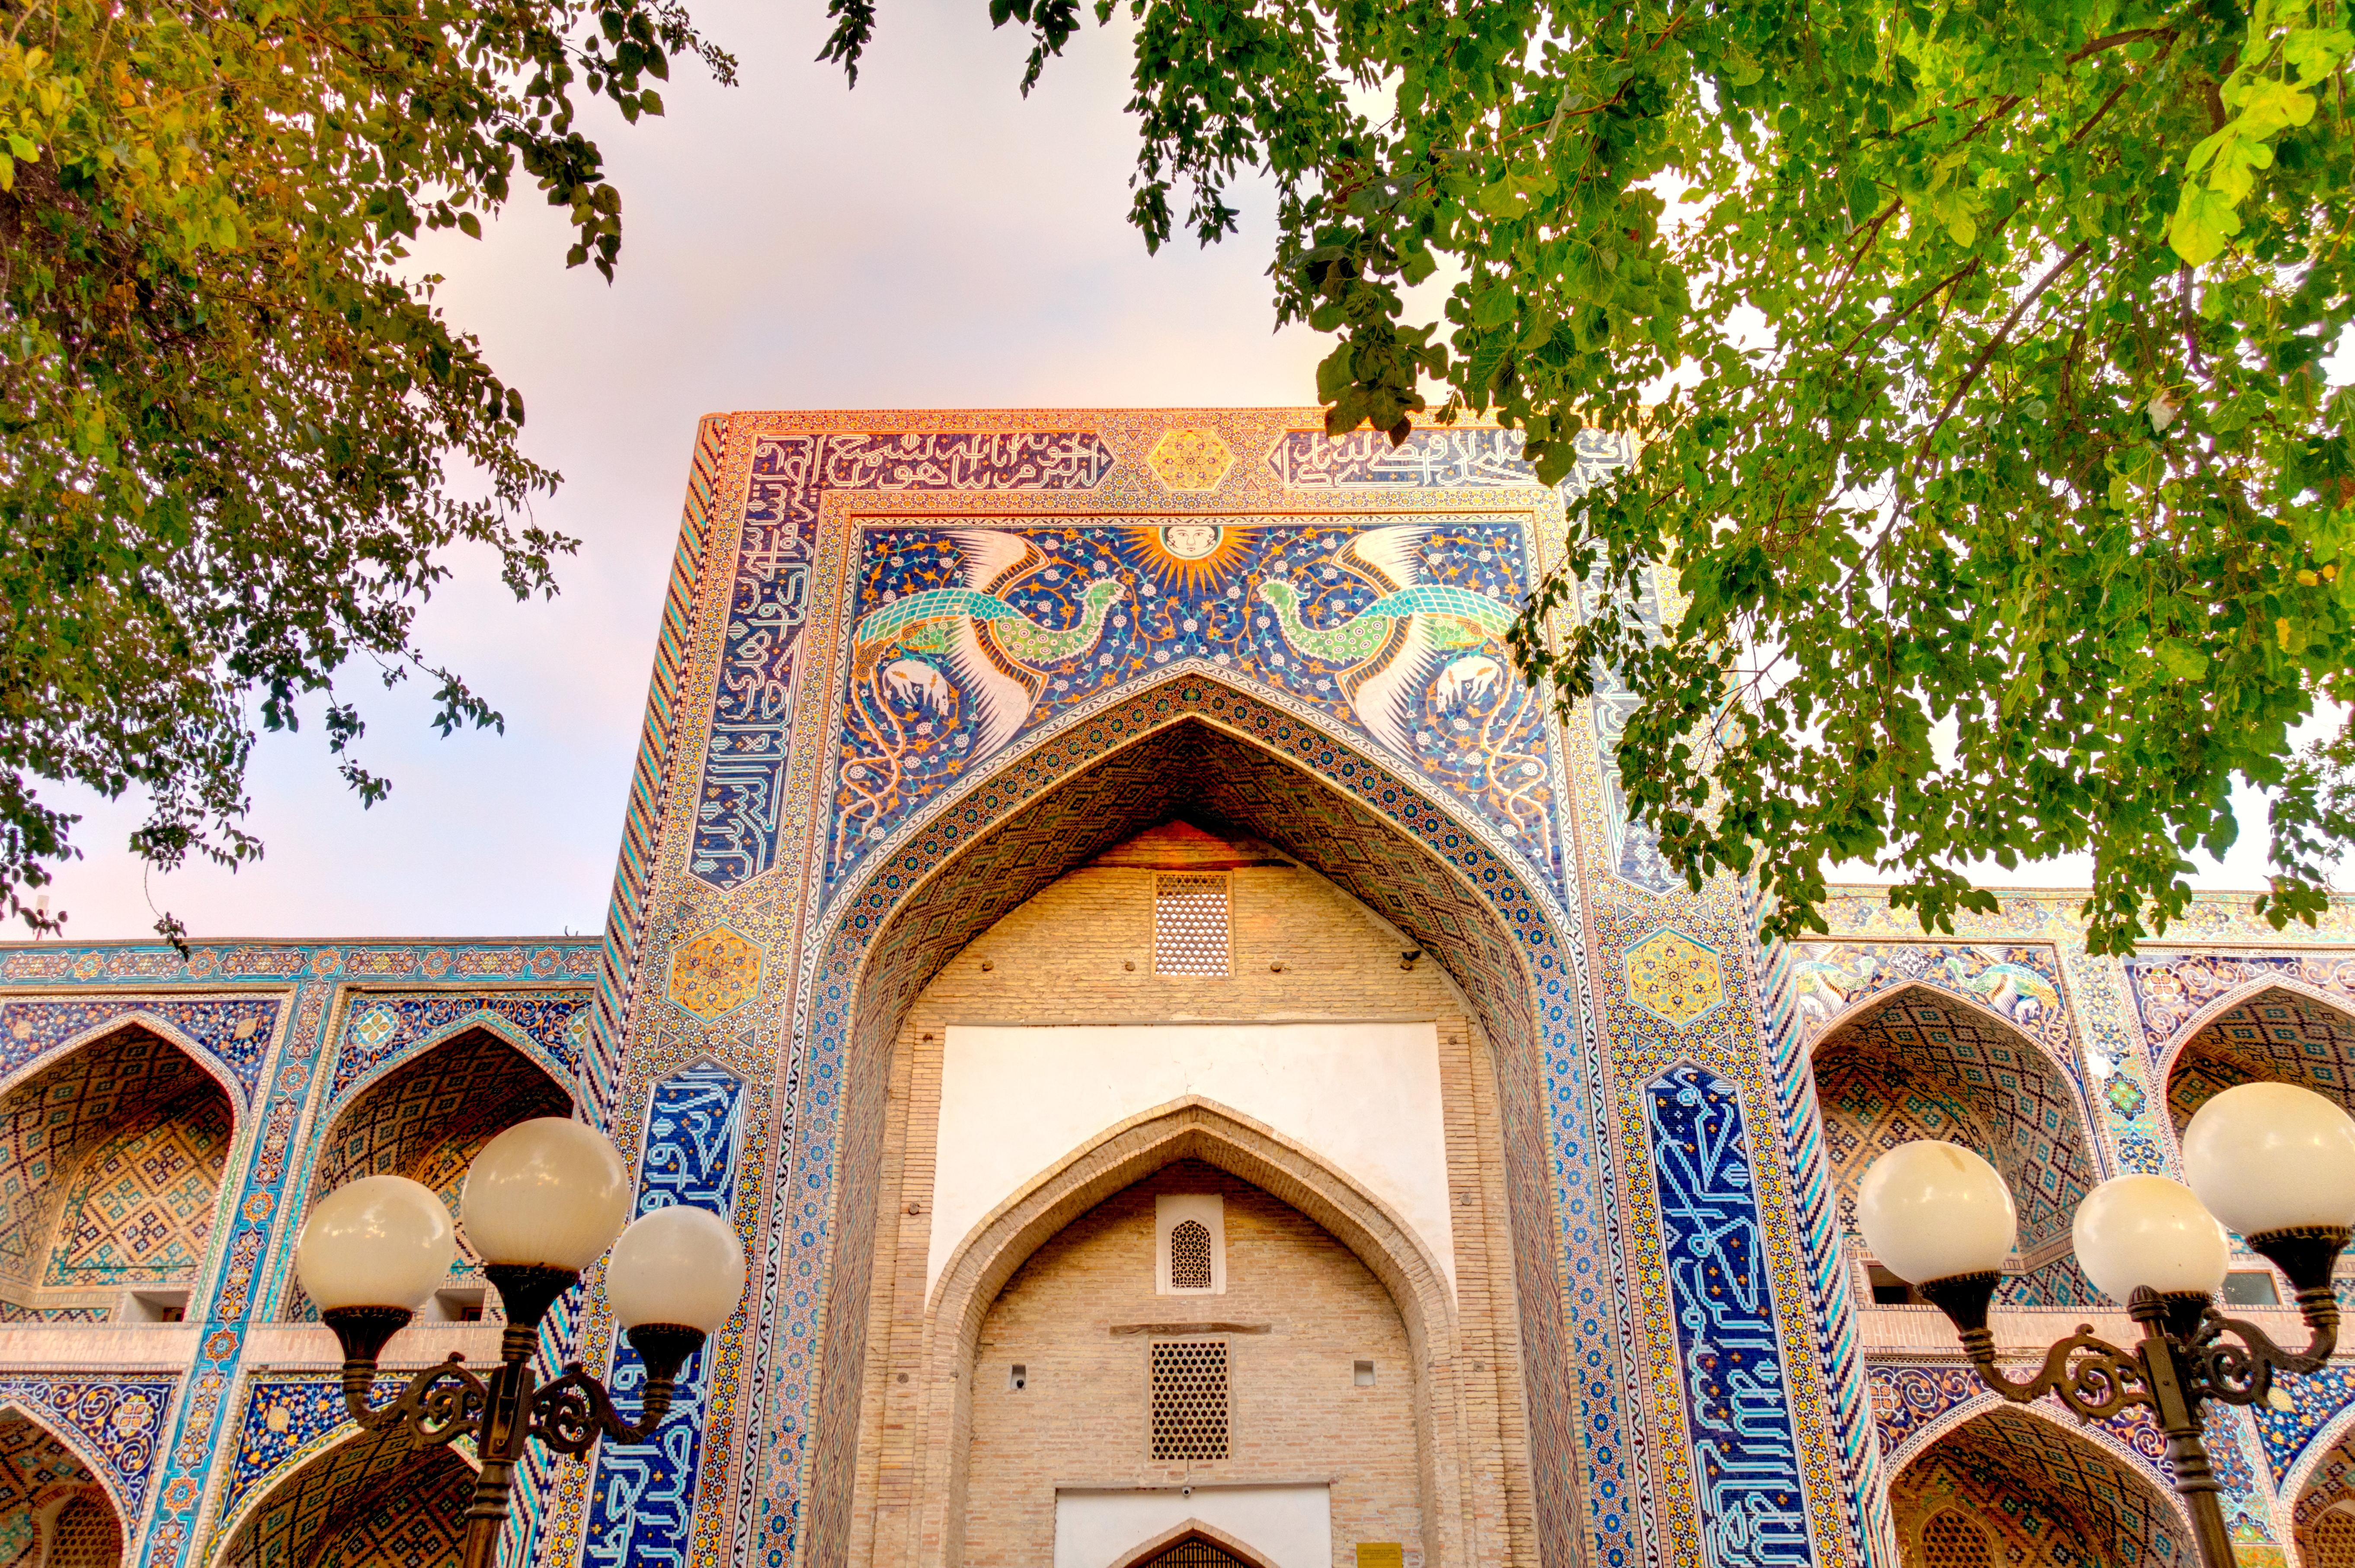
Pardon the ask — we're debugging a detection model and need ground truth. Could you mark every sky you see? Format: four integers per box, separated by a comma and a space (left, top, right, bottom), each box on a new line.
32, 0, 2305, 940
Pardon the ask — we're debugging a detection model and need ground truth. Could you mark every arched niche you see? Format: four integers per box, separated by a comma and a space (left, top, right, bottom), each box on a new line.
1888, 1406, 2190, 1568
0, 1407, 122, 1568
211, 1421, 472, 1568
810, 700, 1578, 1568
2164, 984, 2355, 1134
284, 1025, 572, 1322
1811, 985, 2102, 1303
2292, 1410, 2355, 1567
1110, 1522, 1284, 1568
0, 1024, 236, 1319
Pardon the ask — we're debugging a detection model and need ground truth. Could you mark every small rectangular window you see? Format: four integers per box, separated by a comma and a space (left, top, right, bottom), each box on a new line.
1008, 1363, 1028, 1391
1353, 1360, 1376, 1387
2224, 1270, 2282, 1308
1866, 1264, 1921, 1306
1155, 875, 1231, 976
1149, 1339, 1229, 1460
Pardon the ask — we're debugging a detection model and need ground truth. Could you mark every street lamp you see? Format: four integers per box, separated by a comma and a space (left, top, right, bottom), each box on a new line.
294, 1118, 747, 1568
1857, 1082, 2355, 1568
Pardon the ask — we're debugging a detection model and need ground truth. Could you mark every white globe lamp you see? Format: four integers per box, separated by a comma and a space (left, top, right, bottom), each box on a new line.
2183, 1082, 2355, 1297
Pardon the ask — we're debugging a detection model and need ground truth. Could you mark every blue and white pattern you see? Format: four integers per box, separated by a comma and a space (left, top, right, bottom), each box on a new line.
1647, 1064, 1814, 1568
582, 1063, 748, 1568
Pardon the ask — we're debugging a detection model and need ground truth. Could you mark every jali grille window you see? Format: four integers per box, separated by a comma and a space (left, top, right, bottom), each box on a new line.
1142, 1540, 1250, 1568
1154, 875, 1231, 976
2316, 1513, 2355, 1568
1169, 1219, 1213, 1289
1919, 1510, 1991, 1568
1148, 1338, 1229, 1460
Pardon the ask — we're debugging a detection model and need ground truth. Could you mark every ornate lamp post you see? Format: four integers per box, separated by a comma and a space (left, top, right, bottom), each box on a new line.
293, 1118, 747, 1568
1858, 1082, 2355, 1568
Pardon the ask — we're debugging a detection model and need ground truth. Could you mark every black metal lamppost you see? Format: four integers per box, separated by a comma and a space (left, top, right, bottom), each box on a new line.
1858, 1082, 2355, 1568
294, 1117, 747, 1568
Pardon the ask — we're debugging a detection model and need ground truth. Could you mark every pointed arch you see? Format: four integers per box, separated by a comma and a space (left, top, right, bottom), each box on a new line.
207, 1418, 477, 1568
1885, 1403, 2193, 1568
1809, 980, 2102, 1270
776, 676, 1618, 1568
324, 1006, 575, 1118
1108, 1520, 1285, 1568
0, 1009, 246, 1118
2157, 981, 2355, 1135
0, 1399, 131, 1525
282, 1024, 573, 1322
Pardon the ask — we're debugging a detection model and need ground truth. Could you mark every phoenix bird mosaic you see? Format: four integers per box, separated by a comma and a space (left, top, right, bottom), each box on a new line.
830, 515, 1561, 893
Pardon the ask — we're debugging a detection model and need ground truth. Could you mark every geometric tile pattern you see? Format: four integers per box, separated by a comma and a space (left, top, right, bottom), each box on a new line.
2124, 950, 2355, 1056
328, 990, 587, 1101
308, 1446, 471, 1568
1625, 929, 1725, 1026
1789, 942, 2068, 1055
1812, 989, 2097, 1252
2165, 986, 2355, 1132
2256, 1363, 2355, 1484
0, 1028, 233, 1304
0, 995, 280, 1104
0, 1378, 177, 1517
665, 929, 762, 1021
2294, 1419, 2355, 1560
45, 1081, 231, 1286
1888, 1407, 2188, 1568
0, 1408, 103, 1526
1144, 428, 1235, 492
285, 1032, 571, 1320
216, 1416, 453, 1568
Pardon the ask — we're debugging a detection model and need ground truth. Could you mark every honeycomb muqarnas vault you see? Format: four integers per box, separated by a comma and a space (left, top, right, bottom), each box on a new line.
7, 410, 2355, 1568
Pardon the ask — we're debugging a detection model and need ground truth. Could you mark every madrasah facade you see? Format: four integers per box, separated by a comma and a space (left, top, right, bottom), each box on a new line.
1, 409, 2352, 1568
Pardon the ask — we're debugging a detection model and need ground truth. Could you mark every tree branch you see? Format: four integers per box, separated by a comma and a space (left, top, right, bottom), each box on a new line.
1917, 240, 2094, 458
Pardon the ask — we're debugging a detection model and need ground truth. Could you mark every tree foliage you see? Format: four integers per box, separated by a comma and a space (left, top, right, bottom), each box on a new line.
828, 0, 2355, 952
0, 0, 729, 936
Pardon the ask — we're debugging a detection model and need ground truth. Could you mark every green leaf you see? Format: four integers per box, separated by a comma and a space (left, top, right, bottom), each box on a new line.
2169, 185, 2241, 265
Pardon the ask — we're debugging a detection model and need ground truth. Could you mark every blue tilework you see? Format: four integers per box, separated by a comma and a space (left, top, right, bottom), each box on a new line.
1645, 1064, 1813, 1568
0, 1375, 179, 1517
583, 1062, 746, 1568
330, 990, 589, 1101
0, 996, 281, 1104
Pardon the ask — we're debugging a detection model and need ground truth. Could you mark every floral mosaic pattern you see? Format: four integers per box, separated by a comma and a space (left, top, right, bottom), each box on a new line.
329, 989, 588, 1100
1886, 1406, 2186, 1568
0, 1377, 176, 1517
2163, 986, 2355, 1131
827, 515, 1565, 900
1788, 942, 2067, 1055
0, 995, 281, 1104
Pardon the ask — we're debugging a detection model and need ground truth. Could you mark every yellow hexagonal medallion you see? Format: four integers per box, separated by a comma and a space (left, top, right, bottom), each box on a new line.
667, 927, 762, 1020
1624, 928, 1725, 1027
1146, 427, 1236, 492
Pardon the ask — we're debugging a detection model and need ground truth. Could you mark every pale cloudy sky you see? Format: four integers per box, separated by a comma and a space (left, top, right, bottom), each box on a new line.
35, 0, 2292, 939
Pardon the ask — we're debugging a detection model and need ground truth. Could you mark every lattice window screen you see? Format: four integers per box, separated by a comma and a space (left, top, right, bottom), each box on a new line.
1169, 1220, 1213, 1289
1149, 1338, 1230, 1460
1145, 1541, 1249, 1568
2317, 1512, 2355, 1568
1919, 1510, 1991, 1568
1155, 875, 1231, 976
49, 1494, 120, 1568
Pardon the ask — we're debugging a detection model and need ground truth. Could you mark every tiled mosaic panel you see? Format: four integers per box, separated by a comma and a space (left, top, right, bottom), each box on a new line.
285, 1032, 571, 1319
0, 1407, 103, 1532
1644, 1065, 1811, 1568
330, 990, 589, 1100
2164, 986, 2355, 1131
1887, 1407, 2186, 1568
308, 1447, 471, 1568
1811, 992, 2095, 1252
829, 515, 1565, 900
0, 1028, 232, 1303
1788, 943, 2068, 1056
0, 996, 280, 1103
695, 430, 1116, 889
0, 1379, 176, 1517
45, 1078, 231, 1286
582, 1062, 746, 1568
776, 687, 1614, 1568
2123, 950, 2355, 1055
216, 1413, 450, 1568
2257, 1363, 2355, 1483
2294, 1418, 2355, 1550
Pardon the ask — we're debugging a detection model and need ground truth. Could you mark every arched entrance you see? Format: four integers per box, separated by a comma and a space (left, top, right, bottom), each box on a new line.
1888, 1406, 2189, 1568
2290, 1410, 2355, 1567
283, 1026, 573, 1322
0, 1024, 236, 1321
1811, 986, 2102, 1306
211, 1421, 472, 1568
2163, 984, 2355, 1133
0, 1407, 123, 1568
778, 682, 1605, 1568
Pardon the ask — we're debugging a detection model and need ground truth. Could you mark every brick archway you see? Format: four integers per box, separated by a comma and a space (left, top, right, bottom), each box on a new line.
755, 676, 1620, 1568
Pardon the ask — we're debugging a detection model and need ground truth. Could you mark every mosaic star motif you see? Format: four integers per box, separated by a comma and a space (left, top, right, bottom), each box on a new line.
1625, 928, 1725, 1026
1145, 428, 1236, 491
666, 928, 762, 1020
